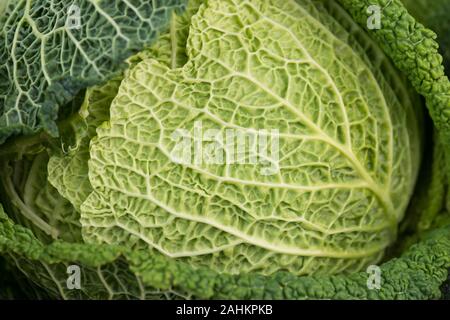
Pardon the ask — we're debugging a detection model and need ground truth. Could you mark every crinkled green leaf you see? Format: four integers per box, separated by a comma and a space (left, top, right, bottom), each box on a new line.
81, 0, 422, 276
47, 0, 204, 212
145, 0, 205, 69
48, 78, 122, 211
0, 0, 187, 144
0, 202, 449, 299
1, 0, 449, 300
402, 0, 450, 74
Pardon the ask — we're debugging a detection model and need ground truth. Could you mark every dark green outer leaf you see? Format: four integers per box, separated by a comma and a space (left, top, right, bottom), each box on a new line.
1, 203, 449, 299
402, 0, 450, 75
0, 0, 187, 144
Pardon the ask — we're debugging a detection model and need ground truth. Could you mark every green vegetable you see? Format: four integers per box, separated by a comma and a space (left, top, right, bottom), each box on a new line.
0, 0, 449, 300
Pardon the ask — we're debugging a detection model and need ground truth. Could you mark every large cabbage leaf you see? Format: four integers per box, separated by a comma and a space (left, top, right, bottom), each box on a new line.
0, 0, 187, 144
80, 0, 422, 276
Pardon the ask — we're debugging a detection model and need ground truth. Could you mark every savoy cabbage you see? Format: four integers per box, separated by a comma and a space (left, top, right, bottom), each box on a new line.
0, 0, 449, 300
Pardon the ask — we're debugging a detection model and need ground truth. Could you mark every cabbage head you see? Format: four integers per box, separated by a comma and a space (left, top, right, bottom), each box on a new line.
1, 0, 449, 300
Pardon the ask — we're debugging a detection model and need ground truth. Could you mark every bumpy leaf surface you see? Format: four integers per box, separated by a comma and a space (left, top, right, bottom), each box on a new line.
1, 0, 449, 299
402, 0, 450, 74
1, 202, 449, 299
338, 0, 450, 174
47, 0, 203, 212
81, 0, 422, 275
0, 0, 187, 144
